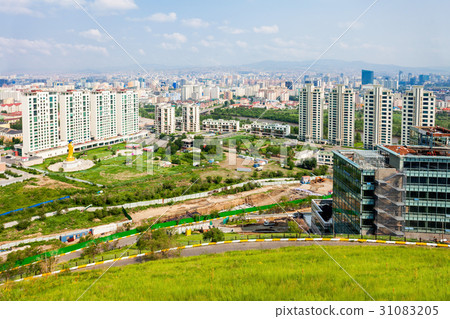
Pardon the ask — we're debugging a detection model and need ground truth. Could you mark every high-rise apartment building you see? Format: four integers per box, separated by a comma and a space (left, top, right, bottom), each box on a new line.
401, 86, 435, 145
59, 91, 91, 144
21, 91, 60, 154
90, 90, 117, 140
328, 85, 354, 147
182, 103, 200, 132
361, 69, 374, 85
210, 86, 220, 100
155, 103, 175, 134
117, 90, 139, 136
363, 85, 393, 150
181, 85, 193, 101
298, 83, 323, 143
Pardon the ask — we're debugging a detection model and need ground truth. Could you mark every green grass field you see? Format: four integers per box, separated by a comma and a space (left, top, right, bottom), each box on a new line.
1, 245, 448, 301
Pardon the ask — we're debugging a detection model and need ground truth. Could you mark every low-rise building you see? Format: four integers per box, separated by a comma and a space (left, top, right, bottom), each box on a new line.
317, 150, 333, 166
202, 119, 240, 133
249, 122, 291, 138
0, 127, 22, 141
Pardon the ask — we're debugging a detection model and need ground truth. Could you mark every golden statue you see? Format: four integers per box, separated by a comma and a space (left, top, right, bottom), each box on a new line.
66, 140, 75, 162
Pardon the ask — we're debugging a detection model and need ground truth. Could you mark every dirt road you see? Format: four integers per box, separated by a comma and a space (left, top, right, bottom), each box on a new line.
131, 184, 307, 223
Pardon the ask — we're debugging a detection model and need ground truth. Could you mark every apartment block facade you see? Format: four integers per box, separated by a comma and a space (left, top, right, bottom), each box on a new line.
89, 91, 118, 140
21, 90, 140, 156
59, 91, 91, 144
21, 91, 60, 154
117, 90, 139, 136
155, 103, 175, 134
401, 86, 435, 145
328, 85, 355, 147
298, 83, 323, 143
182, 103, 200, 132
363, 85, 393, 150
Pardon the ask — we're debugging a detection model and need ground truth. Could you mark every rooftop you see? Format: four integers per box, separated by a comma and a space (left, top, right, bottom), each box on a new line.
411, 126, 450, 137
382, 145, 450, 157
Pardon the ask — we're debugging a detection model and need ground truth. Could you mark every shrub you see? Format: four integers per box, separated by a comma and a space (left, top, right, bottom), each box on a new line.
16, 220, 31, 231
288, 221, 303, 234
136, 229, 174, 252
203, 228, 224, 242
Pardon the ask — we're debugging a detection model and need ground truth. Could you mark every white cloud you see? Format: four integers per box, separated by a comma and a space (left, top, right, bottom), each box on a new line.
144, 26, 152, 33
190, 46, 199, 53
182, 18, 209, 28
138, 49, 145, 55
142, 12, 177, 22
236, 40, 248, 48
199, 38, 228, 49
218, 26, 245, 34
160, 32, 187, 50
0, 36, 108, 56
79, 29, 104, 41
163, 33, 187, 43
273, 37, 296, 47
90, 0, 137, 11
253, 25, 279, 34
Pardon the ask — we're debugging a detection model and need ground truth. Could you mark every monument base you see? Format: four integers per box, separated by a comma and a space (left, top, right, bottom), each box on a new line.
62, 160, 81, 170
48, 159, 95, 172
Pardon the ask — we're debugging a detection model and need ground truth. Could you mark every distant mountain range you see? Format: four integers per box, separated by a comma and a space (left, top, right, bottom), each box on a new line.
3, 59, 450, 76
237, 59, 450, 75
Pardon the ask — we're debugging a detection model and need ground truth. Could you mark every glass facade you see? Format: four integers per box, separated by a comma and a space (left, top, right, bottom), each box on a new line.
332, 151, 376, 234
402, 157, 450, 234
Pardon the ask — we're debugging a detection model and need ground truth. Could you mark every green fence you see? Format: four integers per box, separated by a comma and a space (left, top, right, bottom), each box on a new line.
3, 195, 331, 270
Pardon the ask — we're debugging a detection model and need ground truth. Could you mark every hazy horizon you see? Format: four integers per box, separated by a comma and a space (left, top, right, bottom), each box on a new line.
1, 0, 450, 73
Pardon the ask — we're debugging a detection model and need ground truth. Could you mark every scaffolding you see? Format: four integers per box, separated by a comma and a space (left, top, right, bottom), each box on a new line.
353, 150, 386, 170
374, 168, 405, 236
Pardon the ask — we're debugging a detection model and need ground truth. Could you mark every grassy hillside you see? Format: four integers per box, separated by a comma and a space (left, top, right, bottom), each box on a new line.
1, 245, 448, 301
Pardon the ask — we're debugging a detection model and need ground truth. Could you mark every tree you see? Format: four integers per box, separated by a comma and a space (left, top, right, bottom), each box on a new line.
299, 158, 317, 170
288, 221, 303, 235
10, 118, 22, 130
82, 241, 101, 260
355, 132, 362, 143
287, 159, 295, 170
313, 165, 328, 176
203, 228, 224, 242
136, 229, 174, 252
40, 255, 58, 274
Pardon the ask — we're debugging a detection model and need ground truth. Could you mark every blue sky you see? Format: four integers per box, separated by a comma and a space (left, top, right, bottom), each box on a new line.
0, 0, 449, 73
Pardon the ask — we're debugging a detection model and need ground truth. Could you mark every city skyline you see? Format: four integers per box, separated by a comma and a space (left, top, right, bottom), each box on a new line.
1, 0, 450, 73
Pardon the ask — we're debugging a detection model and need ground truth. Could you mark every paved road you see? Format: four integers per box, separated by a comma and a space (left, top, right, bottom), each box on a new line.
0, 167, 34, 187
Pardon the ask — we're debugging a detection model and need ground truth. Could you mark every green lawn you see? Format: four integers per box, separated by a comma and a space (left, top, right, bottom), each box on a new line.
0, 209, 127, 242
1, 245, 448, 301
0, 178, 85, 214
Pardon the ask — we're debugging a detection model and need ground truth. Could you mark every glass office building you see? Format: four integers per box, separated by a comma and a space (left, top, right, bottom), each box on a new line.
332, 150, 382, 234
333, 133, 450, 238
379, 145, 450, 235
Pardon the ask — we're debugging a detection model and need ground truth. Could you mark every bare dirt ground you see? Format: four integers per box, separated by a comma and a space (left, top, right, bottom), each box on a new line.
218, 151, 254, 170
296, 178, 333, 194
131, 184, 314, 223
24, 176, 81, 190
